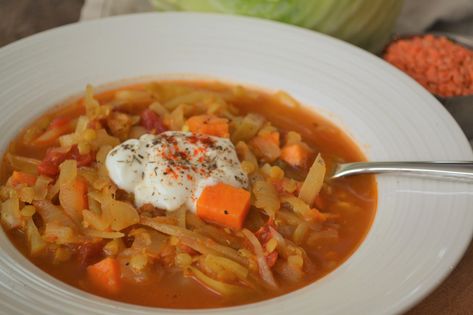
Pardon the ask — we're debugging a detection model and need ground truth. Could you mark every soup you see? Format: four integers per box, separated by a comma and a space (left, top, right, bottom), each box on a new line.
0, 81, 376, 308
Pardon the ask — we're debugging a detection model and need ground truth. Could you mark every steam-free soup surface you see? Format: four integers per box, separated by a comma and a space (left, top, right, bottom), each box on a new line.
0, 81, 376, 308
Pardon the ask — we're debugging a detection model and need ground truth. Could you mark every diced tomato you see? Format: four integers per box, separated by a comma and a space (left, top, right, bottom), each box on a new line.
37, 163, 59, 177
266, 251, 278, 268
140, 109, 167, 134
255, 225, 272, 245
37, 148, 69, 177
255, 219, 276, 245
67, 145, 95, 167
255, 220, 279, 268
37, 145, 95, 177
45, 150, 67, 165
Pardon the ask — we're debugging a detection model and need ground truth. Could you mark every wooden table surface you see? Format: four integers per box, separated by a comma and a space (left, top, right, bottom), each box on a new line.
1, 1, 472, 314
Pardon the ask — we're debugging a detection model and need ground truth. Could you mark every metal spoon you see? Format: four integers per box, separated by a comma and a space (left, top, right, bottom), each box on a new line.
331, 161, 473, 180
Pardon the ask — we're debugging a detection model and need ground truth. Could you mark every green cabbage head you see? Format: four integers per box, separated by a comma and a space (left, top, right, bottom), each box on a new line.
150, 0, 404, 53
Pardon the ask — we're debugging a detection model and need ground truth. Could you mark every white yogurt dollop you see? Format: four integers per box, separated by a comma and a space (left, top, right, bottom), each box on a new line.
105, 131, 248, 212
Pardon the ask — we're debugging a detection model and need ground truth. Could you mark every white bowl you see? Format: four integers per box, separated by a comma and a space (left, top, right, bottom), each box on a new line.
0, 13, 472, 315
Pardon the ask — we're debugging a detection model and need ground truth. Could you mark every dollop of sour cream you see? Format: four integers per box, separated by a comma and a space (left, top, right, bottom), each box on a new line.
105, 131, 248, 212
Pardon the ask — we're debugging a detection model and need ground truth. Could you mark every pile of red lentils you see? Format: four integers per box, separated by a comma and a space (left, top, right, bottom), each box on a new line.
384, 34, 473, 97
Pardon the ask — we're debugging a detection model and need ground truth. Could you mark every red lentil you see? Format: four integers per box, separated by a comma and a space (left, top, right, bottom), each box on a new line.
384, 34, 473, 97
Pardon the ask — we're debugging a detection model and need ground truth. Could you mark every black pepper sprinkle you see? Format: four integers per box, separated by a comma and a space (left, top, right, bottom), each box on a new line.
121, 143, 134, 150
132, 155, 142, 164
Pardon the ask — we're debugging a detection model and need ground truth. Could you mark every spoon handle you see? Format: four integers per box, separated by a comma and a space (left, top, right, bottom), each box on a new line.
332, 161, 473, 180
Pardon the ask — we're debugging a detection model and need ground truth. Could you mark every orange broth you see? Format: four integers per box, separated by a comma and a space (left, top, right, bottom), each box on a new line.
1, 81, 376, 308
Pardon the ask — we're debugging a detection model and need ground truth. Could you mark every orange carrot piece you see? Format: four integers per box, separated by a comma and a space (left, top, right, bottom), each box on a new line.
87, 257, 121, 294
59, 177, 88, 222
73, 178, 88, 210
10, 171, 36, 186
49, 117, 71, 129
33, 117, 74, 147
196, 183, 251, 230
251, 132, 280, 149
280, 143, 311, 168
262, 132, 280, 147
186, 115, 229, 138
250, 132, 281, 162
